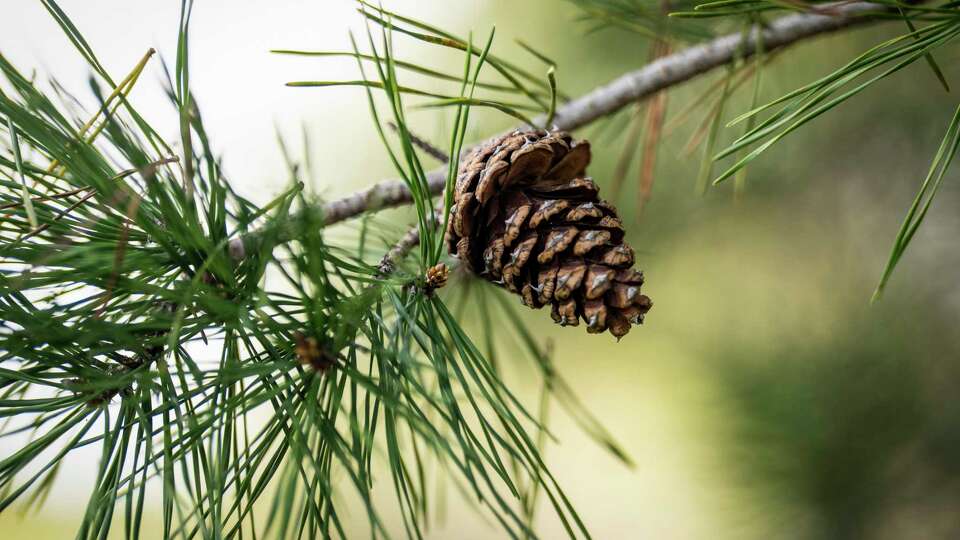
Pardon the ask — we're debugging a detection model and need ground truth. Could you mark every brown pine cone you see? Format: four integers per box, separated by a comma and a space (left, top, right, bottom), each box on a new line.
446, 129, 652, 339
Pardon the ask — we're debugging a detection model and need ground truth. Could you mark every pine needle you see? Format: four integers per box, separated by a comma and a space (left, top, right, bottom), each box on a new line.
872, 103, 960, 301
5, 116, 38, 228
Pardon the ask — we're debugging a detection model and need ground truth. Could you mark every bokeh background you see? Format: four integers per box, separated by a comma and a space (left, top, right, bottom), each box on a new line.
4, 1, 960, 538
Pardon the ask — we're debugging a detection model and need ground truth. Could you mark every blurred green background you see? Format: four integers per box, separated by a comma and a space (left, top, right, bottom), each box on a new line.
4, 0, 960, 538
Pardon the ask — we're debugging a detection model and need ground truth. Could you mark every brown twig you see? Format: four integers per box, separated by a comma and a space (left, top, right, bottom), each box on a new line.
94, 191, 143, 318
11, 157, 179, 241
386, 122, 451, 163
228, 1, 894, 261
637, 85, 668, 214
611, 104, 647, 199
0, 185, 89, 211
19, 189, 98, 242
377, 222, 426, 276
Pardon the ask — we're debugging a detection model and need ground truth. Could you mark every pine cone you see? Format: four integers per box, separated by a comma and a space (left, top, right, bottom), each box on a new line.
447, 130, 652, 339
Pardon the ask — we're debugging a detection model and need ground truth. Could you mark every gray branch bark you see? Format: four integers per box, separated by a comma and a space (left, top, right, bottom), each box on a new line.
229, 1, 888, 261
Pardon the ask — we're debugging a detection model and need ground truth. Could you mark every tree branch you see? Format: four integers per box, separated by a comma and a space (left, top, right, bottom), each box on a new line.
542, 1, 888, 131
376, 222, 425, 276
229, 1, 890, 261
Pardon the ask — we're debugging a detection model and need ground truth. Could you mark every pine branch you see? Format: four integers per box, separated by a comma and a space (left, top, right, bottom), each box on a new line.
546, 2, 888, 131
4, 3, 924, 535
377, 223, 424, 275
229, 1, 894, 261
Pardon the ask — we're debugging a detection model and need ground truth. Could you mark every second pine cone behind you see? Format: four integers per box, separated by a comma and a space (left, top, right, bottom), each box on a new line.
446, 130, 652, 339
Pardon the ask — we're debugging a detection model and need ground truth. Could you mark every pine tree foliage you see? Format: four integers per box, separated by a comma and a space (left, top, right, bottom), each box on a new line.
0, 2, 625, 538
572, 0, 960, 295
2, 0, 960, 538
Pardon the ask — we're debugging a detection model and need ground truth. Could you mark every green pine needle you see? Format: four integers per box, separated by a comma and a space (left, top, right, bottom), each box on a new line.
872, 102, 960, 302
5, 116, 39, 229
